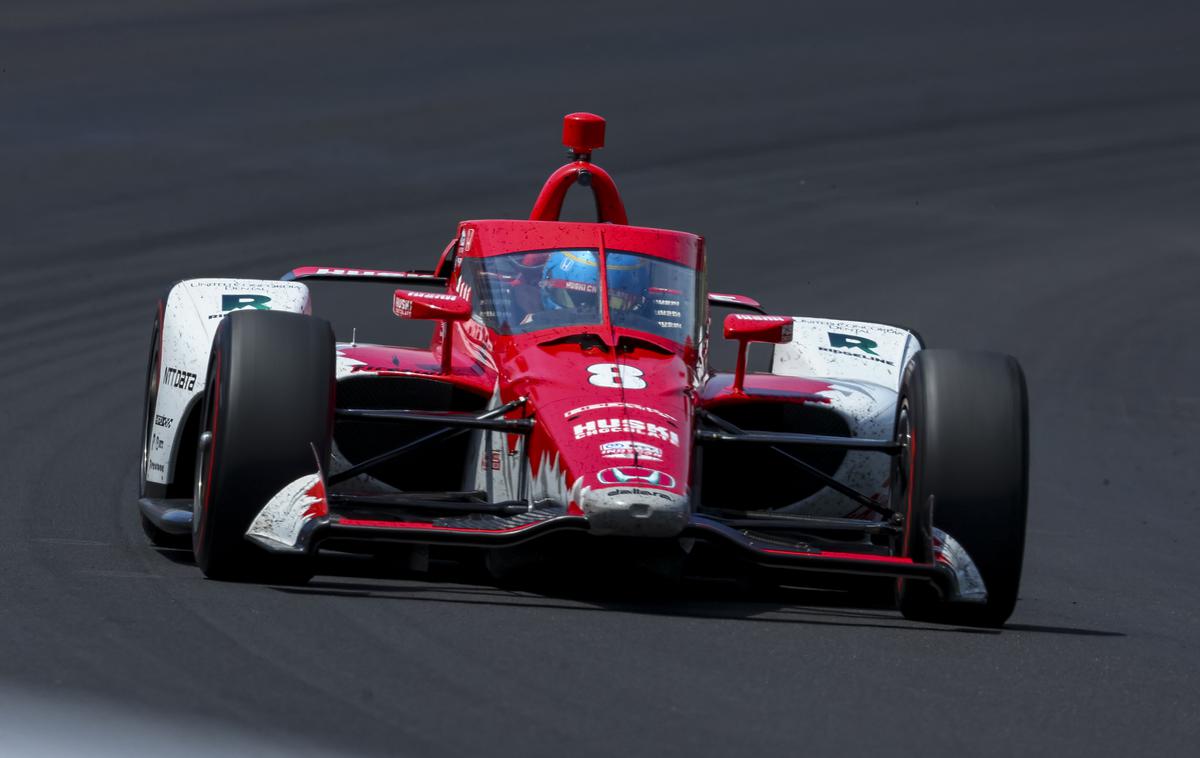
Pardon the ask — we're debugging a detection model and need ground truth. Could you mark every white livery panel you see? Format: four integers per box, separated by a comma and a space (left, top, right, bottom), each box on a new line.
772, 317, 921, 392
146, 278, 311, 487
772, 318, 922, 517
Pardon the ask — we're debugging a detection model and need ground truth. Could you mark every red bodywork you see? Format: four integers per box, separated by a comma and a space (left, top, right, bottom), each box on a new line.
338, 217, 706, 534
276, 114, 957, 596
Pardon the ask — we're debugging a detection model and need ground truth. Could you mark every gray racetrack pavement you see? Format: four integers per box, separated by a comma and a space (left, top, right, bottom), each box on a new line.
2, 1, 1198, 755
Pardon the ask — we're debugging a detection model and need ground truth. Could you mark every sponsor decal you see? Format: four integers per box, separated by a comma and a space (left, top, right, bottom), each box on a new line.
586, 363, 646, 389
311, 267, 438, 278
459, 228, 475, 253
599, 440, 664, 462
188, 280, 296, 289
151, 432, 165, 452
820, 332, 894, 366
738, 314, 791, 322
481, 451, 502, 471
393, 298, 412, 318
564, 402, 677, 424
163, 366, 197, 392
604, 487, 676, 501
574, 419, 679, 446
222, 294, 272, 311
209, 294, 273, 319
827, 332, 879, 355
153, 414, 173, 429
596, 466, 677, 489
148, 461, 166, 474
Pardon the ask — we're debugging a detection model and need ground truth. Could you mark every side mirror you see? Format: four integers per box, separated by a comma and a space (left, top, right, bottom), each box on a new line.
393, 289, 472, 374
392, 289, 471, 322
723, 314, 793, 395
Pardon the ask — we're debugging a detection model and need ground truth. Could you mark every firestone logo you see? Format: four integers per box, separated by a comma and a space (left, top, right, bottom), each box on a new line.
596, 467, 676, 489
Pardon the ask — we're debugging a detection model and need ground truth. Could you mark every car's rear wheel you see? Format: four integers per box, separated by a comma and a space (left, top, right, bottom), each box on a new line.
893, 349, 1029, 627
193, 310, 335, 582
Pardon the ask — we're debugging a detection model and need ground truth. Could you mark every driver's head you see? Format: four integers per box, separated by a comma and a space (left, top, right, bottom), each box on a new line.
605, 253, 650, 312
540, 250, 648, 312
540, 250, 599, 311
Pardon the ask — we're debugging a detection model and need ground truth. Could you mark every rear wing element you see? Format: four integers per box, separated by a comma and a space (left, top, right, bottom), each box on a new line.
708, 293, 765, 313
282, 267, 448, 286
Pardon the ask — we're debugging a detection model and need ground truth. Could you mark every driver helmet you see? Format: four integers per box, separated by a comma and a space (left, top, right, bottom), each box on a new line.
540, 250, 649, 312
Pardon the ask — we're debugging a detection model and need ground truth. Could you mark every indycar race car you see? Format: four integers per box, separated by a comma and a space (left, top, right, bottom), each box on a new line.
139, 113, 1029, 626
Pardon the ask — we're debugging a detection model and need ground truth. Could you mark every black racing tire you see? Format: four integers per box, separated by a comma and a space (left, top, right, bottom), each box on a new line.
192, 310, 335, 582
893, 349, 1029, 627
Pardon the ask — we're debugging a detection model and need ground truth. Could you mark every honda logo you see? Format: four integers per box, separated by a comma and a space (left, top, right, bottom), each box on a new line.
596, 467, 676, 489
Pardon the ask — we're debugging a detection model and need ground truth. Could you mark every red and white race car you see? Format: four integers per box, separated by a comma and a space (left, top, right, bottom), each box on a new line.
139, 113, 1029, 626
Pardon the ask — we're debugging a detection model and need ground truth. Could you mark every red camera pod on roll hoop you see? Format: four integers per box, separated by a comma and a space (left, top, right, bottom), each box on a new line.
562, 112, 606, 155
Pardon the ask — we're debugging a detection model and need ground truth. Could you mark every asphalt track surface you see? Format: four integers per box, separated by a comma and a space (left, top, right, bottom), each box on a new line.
2, 1, 1198, 755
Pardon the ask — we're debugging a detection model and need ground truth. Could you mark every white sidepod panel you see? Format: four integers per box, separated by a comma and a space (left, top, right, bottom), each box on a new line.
772, 318, 922, 517
146, 279, 311, 487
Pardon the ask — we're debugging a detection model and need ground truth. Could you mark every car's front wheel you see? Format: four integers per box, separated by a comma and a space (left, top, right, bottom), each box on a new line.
893, 349, 1029, 627
193, 310, 335, 582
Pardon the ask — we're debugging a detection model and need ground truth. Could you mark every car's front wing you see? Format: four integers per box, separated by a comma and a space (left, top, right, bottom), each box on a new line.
243, 490, 979, 603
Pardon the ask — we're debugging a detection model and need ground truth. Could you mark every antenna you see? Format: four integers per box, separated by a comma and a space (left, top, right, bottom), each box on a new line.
350, 327, 357, 347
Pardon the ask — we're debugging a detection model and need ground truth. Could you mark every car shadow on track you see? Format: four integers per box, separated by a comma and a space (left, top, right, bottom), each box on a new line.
151, 546, 1121, 637
258, 552, 1125, 638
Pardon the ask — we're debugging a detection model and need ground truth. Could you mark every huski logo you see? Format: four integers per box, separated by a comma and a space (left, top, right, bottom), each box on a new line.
573, 418, 679, 446
596, 467, 676, 489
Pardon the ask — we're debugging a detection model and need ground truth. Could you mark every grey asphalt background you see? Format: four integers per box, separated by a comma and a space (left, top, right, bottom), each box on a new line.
2, 1, 1198, 755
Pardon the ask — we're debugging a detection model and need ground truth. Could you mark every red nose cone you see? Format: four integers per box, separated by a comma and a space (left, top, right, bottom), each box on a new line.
562, 112, 605, 153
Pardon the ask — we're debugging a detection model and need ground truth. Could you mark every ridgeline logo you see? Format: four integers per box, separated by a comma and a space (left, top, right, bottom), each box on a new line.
222, 294, 272, 311
827, 332, 879, 355
820, 332, 894, 366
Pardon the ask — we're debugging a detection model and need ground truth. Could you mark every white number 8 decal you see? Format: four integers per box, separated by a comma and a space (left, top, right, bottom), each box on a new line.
587, 363, 646, 389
